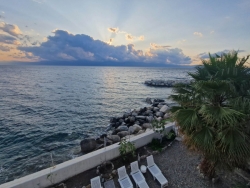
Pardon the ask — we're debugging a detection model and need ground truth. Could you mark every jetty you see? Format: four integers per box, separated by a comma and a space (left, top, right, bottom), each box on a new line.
144, 79, 192, 87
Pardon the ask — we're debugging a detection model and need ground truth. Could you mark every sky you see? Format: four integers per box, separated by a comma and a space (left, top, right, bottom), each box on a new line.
0, 0, 249, 66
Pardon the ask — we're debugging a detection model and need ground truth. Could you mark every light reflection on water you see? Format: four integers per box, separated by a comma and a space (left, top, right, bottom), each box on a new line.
0, 65, 193, 184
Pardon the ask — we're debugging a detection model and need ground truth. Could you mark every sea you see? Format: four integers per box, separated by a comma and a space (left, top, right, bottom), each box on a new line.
0, 65, 193, 184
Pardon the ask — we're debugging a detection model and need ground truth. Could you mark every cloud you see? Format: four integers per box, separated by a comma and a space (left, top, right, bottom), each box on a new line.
210, 31, 214, 34
108, 27, 144, 42
0, 15, 4, 19
0, 34, 19, 44
18, 29, 191, 65
0, 22, 22, 37
0, 45, 10, 51
145, 48, 191, 65
198, 49, 245, 59
193, 32, 203, 37
177, 39, 186, 44
150, 43, 171, 49
125, 34, 134, 41
138, 36, 144, 41
107, 27, 119, 33
106, 38, 114, 45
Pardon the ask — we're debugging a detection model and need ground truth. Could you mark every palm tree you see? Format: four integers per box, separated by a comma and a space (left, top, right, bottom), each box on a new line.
170, 51, 250, 178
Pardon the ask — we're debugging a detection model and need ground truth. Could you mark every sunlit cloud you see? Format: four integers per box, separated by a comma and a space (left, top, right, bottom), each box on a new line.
0, 45, 10, 51
108, 27, 144, 42
125, 34, 134, 41
107, 27, 119, 33
0, 22, 22, 37
193, 32, 203, 37
150, 43, 171, 49
138, 36, 144, 41
106, 38, 114, 45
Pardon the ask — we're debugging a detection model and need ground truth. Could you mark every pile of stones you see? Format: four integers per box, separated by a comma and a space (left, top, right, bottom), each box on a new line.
80, 98, 172, 154
145, 79, 192, 87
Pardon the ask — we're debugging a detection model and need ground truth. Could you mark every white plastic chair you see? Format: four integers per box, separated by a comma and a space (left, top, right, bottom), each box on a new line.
118, 166, 133, 188
130, 161, 149, 188
146, 155, 168, 188
91, 176, 103, 188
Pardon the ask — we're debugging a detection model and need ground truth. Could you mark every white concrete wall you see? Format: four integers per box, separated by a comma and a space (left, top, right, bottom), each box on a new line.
0, 123, 174, 188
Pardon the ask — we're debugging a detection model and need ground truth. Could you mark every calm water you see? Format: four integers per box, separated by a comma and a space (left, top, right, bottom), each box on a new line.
0, 65, 192, 184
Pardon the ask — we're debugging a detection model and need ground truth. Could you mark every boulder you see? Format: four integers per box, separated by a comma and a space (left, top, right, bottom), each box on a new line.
160, 105, 170, 113
119, 119, 124, 123
80, 138, 97, 153
155, 117, 162, 122
163, 113, 170, 119
110, 117, 117, 123
146, 97, 152, 104
128, 126, 136, 134
157, 104, 164, 109
129, 116, 136, 123
136, 130, 145, 135
135, 116, 146, 120
133, 124, 142, 132
152, 102, 159, 107
116, 125, 128, 132
144, 110, 152, 115
123, 113, 130, 118
146, 116, 154, 122
132, 112, 138, 116
154, 99, 165, 102
107, 135, 121, 143
96, 138, 104, 144
156, 111, 164, 117
117, 131, 129, 138
142, 123, 152, 129
153, 107, 159, 112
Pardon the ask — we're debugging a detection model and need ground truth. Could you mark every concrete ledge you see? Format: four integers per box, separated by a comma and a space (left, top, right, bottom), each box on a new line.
0, 123, 174, 188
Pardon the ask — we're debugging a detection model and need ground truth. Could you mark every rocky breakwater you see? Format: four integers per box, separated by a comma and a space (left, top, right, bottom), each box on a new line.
145, 79, 192, 87
80, 98, 171, 154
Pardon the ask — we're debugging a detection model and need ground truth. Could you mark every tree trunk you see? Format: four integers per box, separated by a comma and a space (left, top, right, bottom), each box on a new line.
200, 158, 216, 179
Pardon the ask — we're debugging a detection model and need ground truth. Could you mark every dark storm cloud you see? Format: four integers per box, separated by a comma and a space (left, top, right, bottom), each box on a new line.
0, 34, 18, 44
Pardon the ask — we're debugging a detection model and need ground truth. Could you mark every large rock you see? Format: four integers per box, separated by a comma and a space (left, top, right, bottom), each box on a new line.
132, 112, 138, 116
156, 111, 164, 117
116, 125, 128, 132
163, 113, 170, 119
142, 123, 152, 129
155, 117, 162, 122
107, 135, 121, 143
135, 116, 146, 120
133, 124, 142, 132
136, 130, 145, 135
128, 126, 136, 134
154, 99, 165, 103
153, 107, 159, 112
160, 105, 170, 113
146, 116, 154, 122
129, 124, 142, 134
117, 131, 129, 138
129, 116, 136, 123
146, 97, 152, 104
80, 138, 96, 153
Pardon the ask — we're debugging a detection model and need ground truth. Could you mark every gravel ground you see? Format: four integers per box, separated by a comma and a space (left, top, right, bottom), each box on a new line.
52, 140, 246, 188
